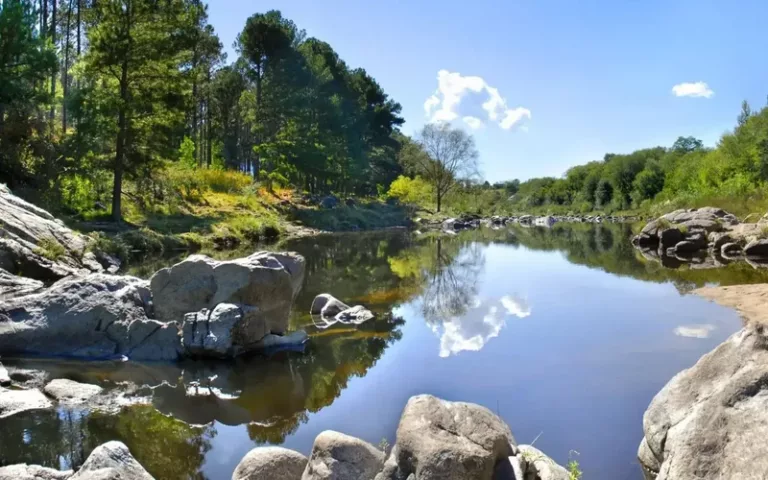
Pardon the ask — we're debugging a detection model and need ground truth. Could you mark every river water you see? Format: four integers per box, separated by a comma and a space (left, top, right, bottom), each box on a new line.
2, 223, 766, 479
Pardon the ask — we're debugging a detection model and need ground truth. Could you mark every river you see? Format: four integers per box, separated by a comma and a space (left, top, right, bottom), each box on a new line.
2, 223, 766, 479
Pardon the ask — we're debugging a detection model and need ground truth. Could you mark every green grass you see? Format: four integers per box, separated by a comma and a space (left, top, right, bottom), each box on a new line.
34, 237, 67, 261
292, 201, 410, 232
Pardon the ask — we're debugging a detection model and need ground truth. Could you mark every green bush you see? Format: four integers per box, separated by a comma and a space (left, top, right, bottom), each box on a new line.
34, 237, 67, 261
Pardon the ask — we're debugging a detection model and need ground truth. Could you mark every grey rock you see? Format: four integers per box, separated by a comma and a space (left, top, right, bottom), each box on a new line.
744, 239, 768, 257
0, 362, 9, 386
658, 228, 684, 250
0, 386, 53, 419
0, 274, 181, 361
44, 379, 103, 405
376, 394, 516, 480
303, 430, 385, 480
0, 268, 44, 299
233, 446, 308, 480
310, 294, 350, 317
518, 445, 570, 480
0, 184, 104, 279
70, 441, 154, 480
334, 306, 375, 324
0, 464, 73, 480
638, 327, 768, 479
721, 242, 742, 257
150, 252, 305, 348
182, 303, 243, 358
672, 241, 699, 254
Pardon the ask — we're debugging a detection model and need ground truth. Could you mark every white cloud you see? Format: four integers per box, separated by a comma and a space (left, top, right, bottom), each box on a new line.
500, 295, 531, 318
425, 70, 531, 131
463, 116, 484, 129
674, 324, 716, 339
672, 82, 714, 98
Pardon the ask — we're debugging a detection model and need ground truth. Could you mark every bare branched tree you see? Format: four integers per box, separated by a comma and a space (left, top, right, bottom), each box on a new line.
411, 122, 479, 212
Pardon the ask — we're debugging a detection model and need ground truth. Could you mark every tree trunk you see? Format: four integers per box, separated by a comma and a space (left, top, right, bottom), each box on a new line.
112, 2, 131, 223
49, 0, 57, 128
436, 191, 442, 212
63, 0, 73, 132
206, 67, 212, 167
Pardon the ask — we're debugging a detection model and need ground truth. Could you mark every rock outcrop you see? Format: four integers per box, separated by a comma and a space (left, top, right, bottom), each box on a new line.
0, 385, 53, 419
0, 184, 113, 280
0, 464, 73, 480
0, 274, 181, 361
232, 447, 308, 480
303, 430, 385, 480
230, 395, 567, 480
43, 379, 103, 405
310, 294, 375, 329
0, 268, 43, 299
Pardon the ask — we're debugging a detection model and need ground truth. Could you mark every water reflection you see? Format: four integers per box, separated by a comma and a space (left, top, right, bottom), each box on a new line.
674, 324, 717, 338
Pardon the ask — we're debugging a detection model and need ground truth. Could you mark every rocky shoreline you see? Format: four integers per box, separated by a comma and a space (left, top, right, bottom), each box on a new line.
0, 393, 571, 480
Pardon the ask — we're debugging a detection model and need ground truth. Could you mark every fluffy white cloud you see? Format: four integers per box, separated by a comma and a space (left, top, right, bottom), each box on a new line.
672, 82, 714, 98
500, 295, 531, 318
425, 70, 531, 131
463, 116, 484, 129
674, 324, 716, 339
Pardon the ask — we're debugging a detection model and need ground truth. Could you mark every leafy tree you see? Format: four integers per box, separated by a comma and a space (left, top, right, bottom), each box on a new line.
594, 178, 613, 207
671, 136, 704, 154
407, 123, 479, 212
631, 161, 665, 204
387, 175, 433, 208
78, 0, 202, 221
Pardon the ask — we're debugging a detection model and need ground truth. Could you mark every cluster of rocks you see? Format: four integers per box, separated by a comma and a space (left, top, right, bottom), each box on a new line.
632, 207, 768, 267
0, 251, 307, 362
232, 394, 570, 480
0, 441, 154, 480
0, 394, 570, 480
417, 213, 638, 234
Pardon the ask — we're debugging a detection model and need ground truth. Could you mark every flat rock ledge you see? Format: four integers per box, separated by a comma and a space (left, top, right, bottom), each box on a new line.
638, 284, 768, 479
233, 394, 569, 480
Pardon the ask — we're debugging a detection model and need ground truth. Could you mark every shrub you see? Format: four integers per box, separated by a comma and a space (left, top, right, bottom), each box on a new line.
34, 237, 67, 261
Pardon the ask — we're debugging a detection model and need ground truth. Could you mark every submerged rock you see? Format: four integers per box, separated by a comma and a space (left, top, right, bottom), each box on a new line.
43, 379, 103, 405
233, 447, 308, 480
310, 294, 350, 317
303, 430, 385, 480
0, 386, 53, 419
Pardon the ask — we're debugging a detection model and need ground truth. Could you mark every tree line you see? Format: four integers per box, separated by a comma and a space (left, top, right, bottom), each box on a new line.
0, 1, 406, 221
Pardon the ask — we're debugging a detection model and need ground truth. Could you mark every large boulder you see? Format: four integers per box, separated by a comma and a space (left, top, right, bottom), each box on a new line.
150, 253, 305, 342
0, 386, 53, 418
233, 446, 308, 480
43, 379, 103, 405
638, 326, 768, 479
0, 268, 43, 299
0, 464, 72, 480
516, 445, 570, 480
182, 303, 246, 358
70, 441, 154, 480
0, 274, 182, 361
744, 239, 768, 257
0, 184, 109, 280
302, 431, 385, 480
376, 394, 517, 480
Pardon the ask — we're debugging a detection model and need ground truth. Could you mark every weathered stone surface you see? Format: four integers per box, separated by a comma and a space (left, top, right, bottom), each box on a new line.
0, 464, 73, 480
0, 274, 181, 361
150, 252, 305, 346
334, 306, 374, 324
0, 386, 53, 418
745, 239, 768, 257
0, 268, 44, 299
0, 361, 9, 386
658, 228, 684, 250
233, 446, 308, 480
70, 441, 154, 480
517, 445, 570, 480
310, 294, 350, 317
44, 379, 103, 405
638, 326, 768, 479
182, 303, 243, 358
376, 394, 516, 480
302, 430, 385, 480
0, 184, 108, 279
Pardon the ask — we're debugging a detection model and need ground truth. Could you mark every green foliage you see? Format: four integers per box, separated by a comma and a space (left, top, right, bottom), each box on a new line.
179, 137, 197, 170
387, 175, 433, 208
34, 237, 67, 261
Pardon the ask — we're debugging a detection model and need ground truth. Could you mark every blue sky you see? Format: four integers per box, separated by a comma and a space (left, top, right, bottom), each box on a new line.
208, 0, 768, 182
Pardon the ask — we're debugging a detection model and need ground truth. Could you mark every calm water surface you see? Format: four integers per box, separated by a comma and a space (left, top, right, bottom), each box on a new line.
3, 224, 767, 479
